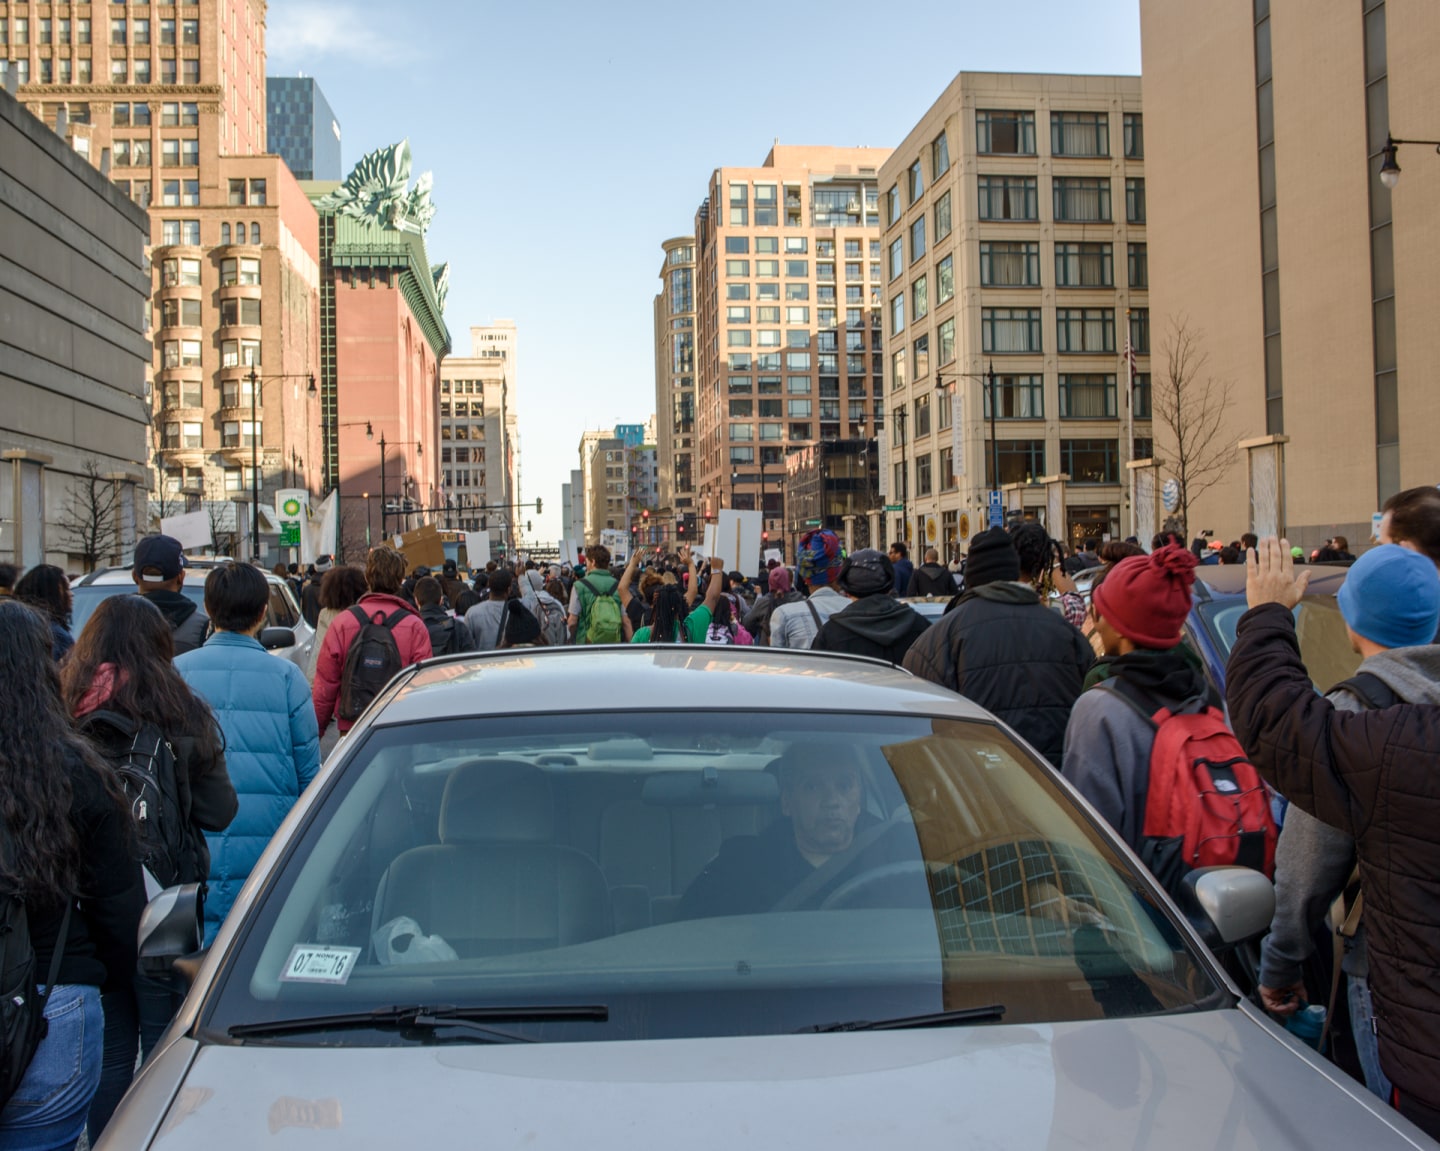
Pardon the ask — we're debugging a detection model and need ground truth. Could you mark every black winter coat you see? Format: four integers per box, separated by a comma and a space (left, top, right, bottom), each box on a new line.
1227, 604, 1440, 1116
810, 595, 930, 666
910, 563, 958, 597
902, 582, 1093, 768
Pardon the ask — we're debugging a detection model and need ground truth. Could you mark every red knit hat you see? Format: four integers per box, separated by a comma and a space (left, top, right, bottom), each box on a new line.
1092, 544, 1198, 649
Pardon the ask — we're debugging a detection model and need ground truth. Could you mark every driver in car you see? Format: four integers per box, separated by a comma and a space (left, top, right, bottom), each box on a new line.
677, 749, 904, 919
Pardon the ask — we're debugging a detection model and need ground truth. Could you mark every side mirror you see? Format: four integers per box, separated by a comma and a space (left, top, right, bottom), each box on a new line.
138, 883, 203, 978
259, 626, 297, 650
1176, 866, 1275, 951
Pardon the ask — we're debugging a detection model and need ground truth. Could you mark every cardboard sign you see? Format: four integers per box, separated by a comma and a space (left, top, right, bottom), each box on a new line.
396, 523, 445, 573
714, 510, 763, 573
160, 509, 213, 551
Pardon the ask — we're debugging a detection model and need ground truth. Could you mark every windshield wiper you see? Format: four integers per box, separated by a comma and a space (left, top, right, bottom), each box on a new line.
797, 1004, 1006, 1034
229, 1003, 608, 1043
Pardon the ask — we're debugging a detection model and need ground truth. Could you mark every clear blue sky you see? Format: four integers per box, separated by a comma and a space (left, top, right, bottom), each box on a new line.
266, 0, 1142, 542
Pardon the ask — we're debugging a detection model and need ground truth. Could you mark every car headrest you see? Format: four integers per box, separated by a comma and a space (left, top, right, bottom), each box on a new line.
642, 768, 779, 807
439, 760, 554, 844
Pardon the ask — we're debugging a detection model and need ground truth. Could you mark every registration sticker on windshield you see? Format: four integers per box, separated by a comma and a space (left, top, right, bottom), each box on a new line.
280, 945, 360, 985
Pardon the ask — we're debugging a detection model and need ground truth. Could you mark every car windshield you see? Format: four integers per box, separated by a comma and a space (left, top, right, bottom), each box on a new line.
69, 582, 205, 633
202, 710, 1218, 1046
1196, 594, 1360, 690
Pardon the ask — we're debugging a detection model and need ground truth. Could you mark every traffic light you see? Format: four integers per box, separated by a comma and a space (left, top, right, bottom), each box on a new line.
762, 530, 769, 542
677, 522, 686, 535
642, 509, 649, 520
526, 521, 532, 532
535, 497, 543, 514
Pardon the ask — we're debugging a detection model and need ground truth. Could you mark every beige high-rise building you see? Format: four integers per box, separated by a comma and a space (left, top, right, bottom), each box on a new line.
693, 145, 892, 551
880, 73, 1150, 560
654, 238, 696, 540
1138, 0, 1440, 547
439, 322, 519, 554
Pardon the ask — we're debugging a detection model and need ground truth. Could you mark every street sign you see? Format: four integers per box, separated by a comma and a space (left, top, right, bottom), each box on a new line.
884, 503, 903, 512
987, 490, 1003, 528
805, 518, 822, 527
1162, 478, 1181, 513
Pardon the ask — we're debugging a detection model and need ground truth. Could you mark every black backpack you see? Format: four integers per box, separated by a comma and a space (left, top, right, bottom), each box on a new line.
79, 710, 191, 888
338, 607, 410, 722
426, 615, 466, 656
0, 828, 69, 1109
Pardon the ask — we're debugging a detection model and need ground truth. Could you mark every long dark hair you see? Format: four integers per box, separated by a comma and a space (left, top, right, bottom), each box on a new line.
0, 600, 116, 902
649, 584, 687, 643
15, 563, 72, 628
62, 595, 223, 762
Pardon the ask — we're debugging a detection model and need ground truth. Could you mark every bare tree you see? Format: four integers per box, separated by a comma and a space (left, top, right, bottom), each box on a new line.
202, 474, 237, 557
147, 425, 182, 531
57, 459, 122, 572
1151, 317, 1238, 541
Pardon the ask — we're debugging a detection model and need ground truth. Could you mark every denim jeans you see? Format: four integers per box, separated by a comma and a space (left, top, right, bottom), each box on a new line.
1348, 974, 1393, 1102
0, 984, 103, 1151
88, 974, 182, 1142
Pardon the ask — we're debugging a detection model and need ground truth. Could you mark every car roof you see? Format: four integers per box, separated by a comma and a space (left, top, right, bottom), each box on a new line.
376, 646, 992, 726
1191, 562, 1349, 602
75, 564, 284, 587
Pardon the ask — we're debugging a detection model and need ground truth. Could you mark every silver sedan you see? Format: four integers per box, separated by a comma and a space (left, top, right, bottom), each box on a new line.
103, 648, 1433, 1150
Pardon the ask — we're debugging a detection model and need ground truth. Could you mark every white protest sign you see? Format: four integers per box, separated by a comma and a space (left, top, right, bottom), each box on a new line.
702, 524, 718, 564
715, 510, 763, 574
463, 531, 491, 567
763, 548, 783, 567
160, 509, 213, 551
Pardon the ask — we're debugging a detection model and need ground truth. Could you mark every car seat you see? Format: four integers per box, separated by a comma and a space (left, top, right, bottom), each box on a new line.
374, 761, 612, 958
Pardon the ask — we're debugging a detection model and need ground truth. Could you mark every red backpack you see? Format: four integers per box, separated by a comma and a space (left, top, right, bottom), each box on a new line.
1109, 683, 1277, 895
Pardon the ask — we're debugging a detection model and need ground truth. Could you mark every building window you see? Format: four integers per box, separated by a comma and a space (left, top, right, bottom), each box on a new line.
161, 139, 180, 167
1061, 439, 1119, 484
182, 139, 199, 166
890, 293, 905, 337
784, 283, 809, 301
181, 19, 199, 44
1132, 373, 1152, 418
161, 298, 201, 326
160, 18, 176, 43
182, 58, 198, 84
1055, 242, 1114, 288
1056, 308, 1115, 353
913, 333, 930, 380
908, 159, 924, 204
937, 255, 954, 304
986, 440, 1047, 487
1127, 243, 1148, 289
912, 275, 928, 321
931, 192, 953, 245
977, 175, 1038, 221
1128, 308, 1150, 354
222, 421, 262, 448
180, 422, 202, 449
937, 317, 956, 367
178, 339, 200, 367
754, 182, 778, 226
914, 393, 932, 438
915, 452, 933, 497
984, 375, 1044, 419
725, 236, 749, 255
78, 19, 91, 44
228, 178, 246, 206
888, 237, 903, 281
785, 259, 808, 278
932, 131, 950, 179
976, 110, 1036, 155
1126, 178, 1146, 223
1124, 112, 1144, 159
909, 216, 926, 263
1053, 177, 1112, 222
112, 59, 129, 84
980, 241, 1041, 287
1050, 111, 1109, 157
220, 298, 261, 325
982, 308, 1042, 354
887, 185, 900, 226
133, 18, 150, 43
111, 18, 127, 44
160, 58, 176, 84
1058, 374, 1118, 418
890, 347, 907, 391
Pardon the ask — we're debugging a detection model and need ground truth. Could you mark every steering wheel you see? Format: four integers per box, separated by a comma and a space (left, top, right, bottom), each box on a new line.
818, 860, 932, 911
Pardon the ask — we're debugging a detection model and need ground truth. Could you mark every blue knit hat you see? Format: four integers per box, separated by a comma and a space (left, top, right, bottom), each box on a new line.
1336, 545, 1440, 649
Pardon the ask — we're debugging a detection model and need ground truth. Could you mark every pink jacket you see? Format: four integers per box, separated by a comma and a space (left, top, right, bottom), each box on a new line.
312, 592, 432, 732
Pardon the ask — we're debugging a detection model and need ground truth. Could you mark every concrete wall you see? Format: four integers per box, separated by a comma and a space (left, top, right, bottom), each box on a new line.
0, 89, 152, 570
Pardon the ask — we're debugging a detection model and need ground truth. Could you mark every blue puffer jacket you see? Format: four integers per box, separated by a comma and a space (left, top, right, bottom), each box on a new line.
176, 631, 321, 942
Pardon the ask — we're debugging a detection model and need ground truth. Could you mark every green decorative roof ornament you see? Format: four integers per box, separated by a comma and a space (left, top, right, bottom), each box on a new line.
315, 139, 437, 236
431, 262, 450, 313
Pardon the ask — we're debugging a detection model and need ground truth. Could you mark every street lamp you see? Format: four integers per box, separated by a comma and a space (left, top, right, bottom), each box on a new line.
246, 368, 315, 563
1379, 134, 1440, 189
890, 403, 909, 540
936, 360, 999, 524
377, 432, 423, 540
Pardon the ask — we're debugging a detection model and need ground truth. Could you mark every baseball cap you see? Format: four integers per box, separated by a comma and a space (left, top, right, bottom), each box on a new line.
132, 534, 185, 582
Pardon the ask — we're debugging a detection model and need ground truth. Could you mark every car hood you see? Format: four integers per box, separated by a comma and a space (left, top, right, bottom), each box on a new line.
116, 1008, 1425, 1150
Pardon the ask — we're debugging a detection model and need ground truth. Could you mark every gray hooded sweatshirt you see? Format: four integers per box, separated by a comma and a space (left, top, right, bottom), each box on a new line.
1258, 645, 1440, 990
